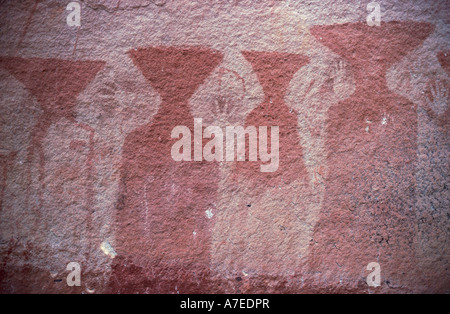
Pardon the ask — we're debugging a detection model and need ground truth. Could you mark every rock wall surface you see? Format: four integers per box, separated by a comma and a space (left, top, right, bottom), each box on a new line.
0, 0, 448, 293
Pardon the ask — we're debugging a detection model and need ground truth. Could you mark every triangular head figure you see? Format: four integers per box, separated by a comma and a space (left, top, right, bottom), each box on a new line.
214, 51, 314, 278
110, 46, 223, 293
0, 57, 104, 214
308, 21, 434, 288
233, 51, 310, 187
0, 56, 105, 290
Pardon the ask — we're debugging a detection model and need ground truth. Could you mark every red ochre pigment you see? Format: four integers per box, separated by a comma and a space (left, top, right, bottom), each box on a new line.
109, 46, 223, 293
308, 22, 434, 286
233, 51, 310, 187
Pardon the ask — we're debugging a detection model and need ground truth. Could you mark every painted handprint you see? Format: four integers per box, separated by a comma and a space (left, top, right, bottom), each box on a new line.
211, 67, 246, 126
294, 58, 350, 114
423, 79, 449, 129
331, 59, 348, 95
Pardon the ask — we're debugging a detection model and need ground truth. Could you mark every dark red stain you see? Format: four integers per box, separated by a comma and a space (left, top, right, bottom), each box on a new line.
437, 51, 450, 74
308, 22, 434, 283
0, 57, 105, 262
0, 152, 16, 213
0, 239, 81, 294
109, 46, 223, 293
233, 51, 310, 187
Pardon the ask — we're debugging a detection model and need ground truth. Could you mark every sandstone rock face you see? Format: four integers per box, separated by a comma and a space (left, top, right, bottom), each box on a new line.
0, 0, 448, 294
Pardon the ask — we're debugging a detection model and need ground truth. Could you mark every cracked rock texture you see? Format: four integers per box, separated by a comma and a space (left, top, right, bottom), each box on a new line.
0, 0, 448, 293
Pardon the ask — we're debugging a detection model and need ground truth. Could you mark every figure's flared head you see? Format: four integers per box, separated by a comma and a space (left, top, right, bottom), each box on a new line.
0, 57, 105, 117
310, 21, 434, 73
129, 46, 223, 103
242, 51, 309, 101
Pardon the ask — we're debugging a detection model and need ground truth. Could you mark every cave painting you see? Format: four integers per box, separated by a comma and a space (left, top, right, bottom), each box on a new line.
0, 57, 105, 264
110, 46, 223, 293
0, 20, 441, 292
210, 51, 318, 277
308, 21, 435, 284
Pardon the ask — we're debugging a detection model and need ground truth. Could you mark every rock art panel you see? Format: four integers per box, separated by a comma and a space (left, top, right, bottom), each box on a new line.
0, 0, 448, 294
